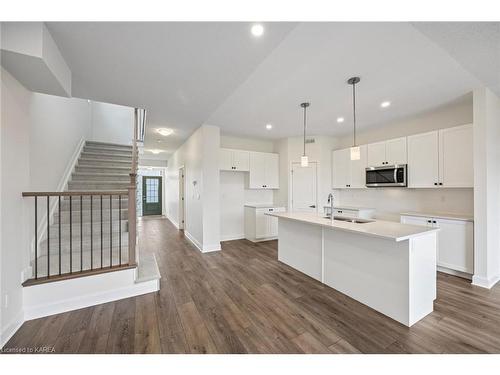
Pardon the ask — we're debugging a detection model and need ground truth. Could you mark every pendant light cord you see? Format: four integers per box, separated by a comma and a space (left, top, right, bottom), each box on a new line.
303, 105, 307, 156
352, 81, 357, 147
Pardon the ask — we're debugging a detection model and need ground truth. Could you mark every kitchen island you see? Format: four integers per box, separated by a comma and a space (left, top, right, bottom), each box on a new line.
266, 212, 439, 327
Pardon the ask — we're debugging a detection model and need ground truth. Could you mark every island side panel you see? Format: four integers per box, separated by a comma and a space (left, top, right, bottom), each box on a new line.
408, 232, 437, 326
277, 218, 323, 282
323, 229, 411, 326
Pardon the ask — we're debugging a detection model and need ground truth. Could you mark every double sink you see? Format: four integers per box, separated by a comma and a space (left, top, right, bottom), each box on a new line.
323, 215, 373, 224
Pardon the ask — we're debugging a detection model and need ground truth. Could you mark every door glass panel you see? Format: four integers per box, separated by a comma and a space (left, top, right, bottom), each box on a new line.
146, 178, 159, 203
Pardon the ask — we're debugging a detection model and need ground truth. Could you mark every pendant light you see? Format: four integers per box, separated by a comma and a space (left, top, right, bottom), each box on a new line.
300, 102, 310, 167
347, 76, 361, 160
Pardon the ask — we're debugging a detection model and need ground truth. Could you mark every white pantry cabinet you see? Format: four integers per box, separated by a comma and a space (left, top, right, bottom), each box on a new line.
244, 206, 285, 242
401, 214, 473, 277
407, 124, 473, 188
367, 137, 407, 167
219, 148, 250, 171
248, 152, 279, 189
332, 145, 367, 189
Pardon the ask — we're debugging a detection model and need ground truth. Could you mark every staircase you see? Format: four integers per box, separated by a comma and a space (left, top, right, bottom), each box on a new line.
33, 141, 135, 278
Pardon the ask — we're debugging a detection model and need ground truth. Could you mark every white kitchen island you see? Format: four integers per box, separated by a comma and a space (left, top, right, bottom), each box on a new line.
266, 212, 439, 327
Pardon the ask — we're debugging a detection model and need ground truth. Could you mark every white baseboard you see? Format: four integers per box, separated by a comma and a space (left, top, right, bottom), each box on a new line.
472, 274, 500, 289
202, 243, 221, 253
437, 266, 472, 280
23, 268, 159, 320
0, 310, 24, 349
220, 234, 245, 242
184, 230, 203, 251
167, 215, 179, 229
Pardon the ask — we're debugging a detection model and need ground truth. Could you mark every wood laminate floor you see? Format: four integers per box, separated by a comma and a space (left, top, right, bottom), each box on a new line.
5, 216, 500, 353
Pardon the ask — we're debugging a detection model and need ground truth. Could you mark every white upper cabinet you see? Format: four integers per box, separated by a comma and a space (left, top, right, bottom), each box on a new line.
219, 148, 250, 171
332, 145, 367, 189
407, 124, 473, 188
385, 137, 408, 165
366, 141, 386, 167
367, 137, 407, 167
439, 124, 473, 188
249, 152, 279, 189
408, 131, 440, 188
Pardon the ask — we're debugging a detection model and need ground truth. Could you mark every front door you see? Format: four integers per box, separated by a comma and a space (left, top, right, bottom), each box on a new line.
142, 176, 162, 215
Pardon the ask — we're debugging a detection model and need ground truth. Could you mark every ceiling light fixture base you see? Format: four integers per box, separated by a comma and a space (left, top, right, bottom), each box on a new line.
347, 77, 360, 85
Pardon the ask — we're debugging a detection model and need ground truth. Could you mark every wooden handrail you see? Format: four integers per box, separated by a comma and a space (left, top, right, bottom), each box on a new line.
22, 190, 129, 197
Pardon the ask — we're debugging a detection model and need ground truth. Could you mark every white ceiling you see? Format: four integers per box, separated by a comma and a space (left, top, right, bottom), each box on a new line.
46, 22, 498, 158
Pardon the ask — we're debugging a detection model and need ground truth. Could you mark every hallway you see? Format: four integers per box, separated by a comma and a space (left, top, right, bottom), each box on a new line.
4, 216, 500, 353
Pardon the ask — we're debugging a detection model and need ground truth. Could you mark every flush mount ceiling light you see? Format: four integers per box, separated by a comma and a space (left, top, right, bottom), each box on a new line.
266, 123, 273, 130
347, 76, 361, 161
251, 24, 264, 37
336, 117, 345, 123
380, 101, 391, 108
157, 128, 173, 137
148, 149, 162, 154
300, 102, 310, 167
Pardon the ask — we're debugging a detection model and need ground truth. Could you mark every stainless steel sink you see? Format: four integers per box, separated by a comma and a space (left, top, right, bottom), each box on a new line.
323, 215, 373, 224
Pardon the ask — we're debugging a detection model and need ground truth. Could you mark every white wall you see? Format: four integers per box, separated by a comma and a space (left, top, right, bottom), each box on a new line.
334, 96, 474, 222
472, 87, 500, 288
274, 135, 338, 211
90, 101, 134, 145
1, 68, 31, 346
166, 125, 221, 252
219, 135, 275, 241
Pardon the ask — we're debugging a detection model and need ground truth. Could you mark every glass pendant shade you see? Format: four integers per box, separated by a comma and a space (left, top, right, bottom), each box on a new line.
350, 146, 361, 161
301, 155, 309, 167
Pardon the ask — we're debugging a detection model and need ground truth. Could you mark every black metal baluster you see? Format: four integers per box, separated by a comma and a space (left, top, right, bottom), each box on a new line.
58, 195, 61, 275
80, 195, 83, 272
110, 195, 112, 268
119, 195, 122, 266
100, 195, 103, 269
34, 196, 38, 279
90, 195, 93, 270
69, 196, 73, 274
47, 196, 50, 278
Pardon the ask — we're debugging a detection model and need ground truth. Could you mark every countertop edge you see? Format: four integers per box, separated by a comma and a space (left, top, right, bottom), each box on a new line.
400, 212, 474, 222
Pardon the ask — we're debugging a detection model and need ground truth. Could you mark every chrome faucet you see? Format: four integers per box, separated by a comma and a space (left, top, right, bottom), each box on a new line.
327, 193, 334, 222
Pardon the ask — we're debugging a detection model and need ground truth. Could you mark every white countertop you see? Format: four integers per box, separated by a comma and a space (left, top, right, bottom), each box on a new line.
244, 203, 284, 209
323, 205, 375, 211
400, 211, 473, 222
266, 212, 439, 242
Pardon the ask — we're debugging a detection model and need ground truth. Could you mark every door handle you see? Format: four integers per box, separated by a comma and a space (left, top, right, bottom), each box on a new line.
309, 205, 316, 208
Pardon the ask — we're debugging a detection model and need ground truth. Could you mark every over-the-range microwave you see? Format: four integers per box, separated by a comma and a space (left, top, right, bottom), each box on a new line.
365, 164, 407, 187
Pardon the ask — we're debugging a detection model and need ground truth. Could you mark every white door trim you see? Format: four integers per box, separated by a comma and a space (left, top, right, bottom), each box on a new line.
178, 166, 185, 230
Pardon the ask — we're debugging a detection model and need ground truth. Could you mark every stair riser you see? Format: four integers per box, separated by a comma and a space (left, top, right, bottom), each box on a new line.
78, 161, 132, 168
85, 142, 133, 150
72, 174, 131, 182
75, 166, 131, 173
81, 153, 133, 161
83, 146, 133, 154
67, 182, 131, 190
53, 209, 129, 224
47, 221, 128, 239
38, 240, 129, 255
59, 199, 129, 210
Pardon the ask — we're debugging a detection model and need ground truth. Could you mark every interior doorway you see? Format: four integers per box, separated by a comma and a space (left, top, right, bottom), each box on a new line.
179, 166, 185, 230
142, 176, 163, 215
291, 161, 318, 213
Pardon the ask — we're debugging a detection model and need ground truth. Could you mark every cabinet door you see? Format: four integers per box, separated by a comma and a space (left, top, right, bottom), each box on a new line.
407, 131, 439, 188
265, 153, 280, 189
350, 145, 367, 188
219, 149, 233, 171
268, 215, 278, 237
249, 152, 267, 188
434, 219, 473, 274
332, 148, 351, 188
255, 209, 268, 238
386, 137, 407, 165
367, 141, 386, 167
232, 150, 250, 171
439, 124, 473, 188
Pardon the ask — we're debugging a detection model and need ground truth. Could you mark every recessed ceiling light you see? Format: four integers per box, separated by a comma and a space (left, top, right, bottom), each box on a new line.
336, 117, 344, 123
157, 128, 173, 136
266, 123, 273, 130
380, 101, 391, 108
251, 24, 264, 37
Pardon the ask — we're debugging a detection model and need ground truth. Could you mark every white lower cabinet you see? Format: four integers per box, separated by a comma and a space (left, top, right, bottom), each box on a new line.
401, 214, 473, 276
245, 206, 285, 242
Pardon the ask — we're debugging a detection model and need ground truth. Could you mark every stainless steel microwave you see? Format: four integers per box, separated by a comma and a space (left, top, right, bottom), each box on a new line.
365, 164, 407, 187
